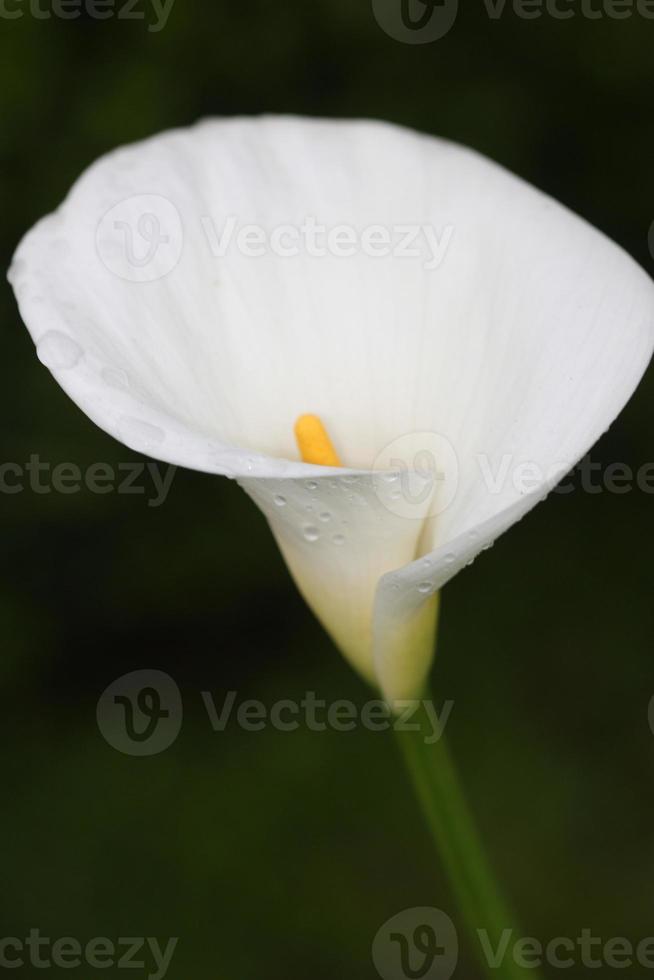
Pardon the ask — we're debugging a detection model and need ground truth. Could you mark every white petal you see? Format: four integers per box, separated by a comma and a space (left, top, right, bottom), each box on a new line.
9, 116, 654, 697
239, 472, 434, 685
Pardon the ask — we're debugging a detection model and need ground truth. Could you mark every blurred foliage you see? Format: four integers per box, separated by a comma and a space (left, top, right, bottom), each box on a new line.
1, 1, 654, 977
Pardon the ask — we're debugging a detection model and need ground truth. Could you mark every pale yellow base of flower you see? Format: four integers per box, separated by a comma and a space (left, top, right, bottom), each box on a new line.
373, 591, 440, 707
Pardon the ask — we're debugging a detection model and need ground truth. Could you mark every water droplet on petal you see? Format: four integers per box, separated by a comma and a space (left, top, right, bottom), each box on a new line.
273, 494, 286, 507
119, 417, 165, 450
332, 533, 345, 546
417, 581, 433, 594
37, 331, 82, 370
444, 553, 456, 565
303, 525, 319, 542
319, 511, 331, 522
102, 366, 129, 390
305, 480, 318, 491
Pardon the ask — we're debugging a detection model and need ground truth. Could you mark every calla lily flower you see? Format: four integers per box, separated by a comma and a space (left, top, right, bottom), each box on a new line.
9, 116, 654, 703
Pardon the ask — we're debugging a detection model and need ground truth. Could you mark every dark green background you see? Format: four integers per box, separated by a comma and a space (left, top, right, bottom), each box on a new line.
1, 1, 653, 977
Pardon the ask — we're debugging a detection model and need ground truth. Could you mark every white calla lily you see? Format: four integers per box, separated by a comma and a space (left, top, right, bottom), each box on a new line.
9, 116, 654, 702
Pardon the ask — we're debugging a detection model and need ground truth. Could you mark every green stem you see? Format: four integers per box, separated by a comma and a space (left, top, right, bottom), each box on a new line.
396, 699, 543, 980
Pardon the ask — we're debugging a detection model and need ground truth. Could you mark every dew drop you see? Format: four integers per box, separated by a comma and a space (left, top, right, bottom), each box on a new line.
119, 417, 165, 449
332, 533, 345, 546
444, 553, 456, 565
303, 525, 319, 542
382, 472, 399, 483
305, 480, 318, 491
37, 331, 82, 370
417, 581, 433, 594
102, 366, 129, 390
319, 511, 331, 522
273, 494, 286, 507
